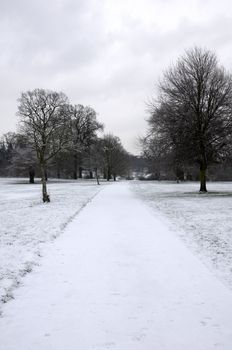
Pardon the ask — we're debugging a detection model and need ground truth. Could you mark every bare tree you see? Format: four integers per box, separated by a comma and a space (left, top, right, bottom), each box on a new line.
0, 132, 19, 175
9, 139, 37, 182
101, 134, 129, 181
146, 47, 232, 191
89, 139, 105, 185
0, 132, 36, 179
68, 104, 103, 179
17, 89, 71, 202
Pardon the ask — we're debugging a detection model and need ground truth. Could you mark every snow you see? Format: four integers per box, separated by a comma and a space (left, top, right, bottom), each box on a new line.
131, 181, 232, 290
1, 181, 232, 349
0, 178, 104, 308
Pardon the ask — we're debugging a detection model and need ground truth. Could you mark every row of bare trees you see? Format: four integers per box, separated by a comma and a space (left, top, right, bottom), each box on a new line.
0, 89, 130, 202
142, 47, 232, 192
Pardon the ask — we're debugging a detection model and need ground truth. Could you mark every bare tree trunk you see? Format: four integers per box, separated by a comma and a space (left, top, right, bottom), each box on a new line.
41, 164, 50, 202
199, 164, 207, 192
79, 166, 83, 179
73, 155, 78, 179
29, 167, 35, 184
95, 168, 100, 185
79, 167, 83, 179
57, 168, 61, 179
107, 167, 111, 181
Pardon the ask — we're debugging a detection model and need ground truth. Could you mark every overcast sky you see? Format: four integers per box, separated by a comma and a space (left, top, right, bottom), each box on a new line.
0, 0, 232, 153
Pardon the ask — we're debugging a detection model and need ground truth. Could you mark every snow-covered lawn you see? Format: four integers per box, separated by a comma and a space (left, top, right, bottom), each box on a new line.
131, 181, 232, 289
0, 178, 104, 309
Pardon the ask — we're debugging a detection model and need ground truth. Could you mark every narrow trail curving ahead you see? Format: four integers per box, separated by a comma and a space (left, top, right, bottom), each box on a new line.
1, 182, 232, 350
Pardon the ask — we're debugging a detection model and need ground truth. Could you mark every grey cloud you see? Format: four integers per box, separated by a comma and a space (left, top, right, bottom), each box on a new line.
0, 0, 106, 71
1, 0, 232, 153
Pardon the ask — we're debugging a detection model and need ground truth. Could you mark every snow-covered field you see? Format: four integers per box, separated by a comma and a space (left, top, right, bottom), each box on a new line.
131, 181, 232, 289
0, 178, 104, 310
1, 181, 232, 349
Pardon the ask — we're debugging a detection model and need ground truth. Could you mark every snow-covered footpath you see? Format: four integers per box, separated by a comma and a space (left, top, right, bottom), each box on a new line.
1, 182, 232, 349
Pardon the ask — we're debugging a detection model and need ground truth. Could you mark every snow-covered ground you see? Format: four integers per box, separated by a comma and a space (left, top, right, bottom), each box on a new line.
1, 182, 232, 350
0, 178, 104, 310
131, 181, 232, 290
